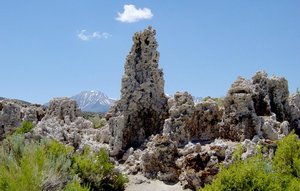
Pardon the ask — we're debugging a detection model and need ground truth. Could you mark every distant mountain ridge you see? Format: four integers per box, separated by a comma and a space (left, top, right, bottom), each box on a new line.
0, 96, 32, 106
70, 90, 116, 113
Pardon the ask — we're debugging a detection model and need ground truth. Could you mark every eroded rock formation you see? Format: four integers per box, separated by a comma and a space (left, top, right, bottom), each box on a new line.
115, 65, 299, 190
31, 98, 104, 151
288, 93, 300, 134
163, 92, 194, 146
219, 71, 293, 141
0, 99, 45, 140
106, 26, 168, 156
163, 92, 222, 146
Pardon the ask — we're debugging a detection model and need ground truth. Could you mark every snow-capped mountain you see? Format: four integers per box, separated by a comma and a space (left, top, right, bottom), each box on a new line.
71, 90, 116, 113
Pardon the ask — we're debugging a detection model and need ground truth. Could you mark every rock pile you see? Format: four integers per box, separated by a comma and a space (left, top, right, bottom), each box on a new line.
30, 98, 104, 151
0, 99, 45, 140
106, 26, 168, 156
163, 92, 222, 146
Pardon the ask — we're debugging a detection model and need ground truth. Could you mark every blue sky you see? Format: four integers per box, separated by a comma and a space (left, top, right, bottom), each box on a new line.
1, 1, 299, 104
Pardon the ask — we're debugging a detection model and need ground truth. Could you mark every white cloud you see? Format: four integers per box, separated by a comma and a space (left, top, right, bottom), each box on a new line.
116, 4, 153, 23
77, 30, 111, 41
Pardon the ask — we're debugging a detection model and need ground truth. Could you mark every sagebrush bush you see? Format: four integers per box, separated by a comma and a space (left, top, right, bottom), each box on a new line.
200, 132, 300, 191
72, 147, 128, 191
273, 132, 300, 177
64, 177, 90, 191
14, 121, 34, 134
89, 116, 107, 129
0, 135, 127, 191
0, 135, 71, 191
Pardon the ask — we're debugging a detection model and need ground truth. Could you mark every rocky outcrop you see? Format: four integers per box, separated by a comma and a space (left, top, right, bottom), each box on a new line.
119, 136, 239, 190
163, 92, 194, 146
189, 99, 223, 142
0, 101, 21, 139
42, 97, 81, 122
21, 106, 45, 123
163, 92, 222, 146
106, 27, 169, 156
288, 93, 300, 134
31, 98, 105, 151
141, 135, 179, 183
219, 77, 260, 141
219, 71, 292, 141
0, 99, 45, 140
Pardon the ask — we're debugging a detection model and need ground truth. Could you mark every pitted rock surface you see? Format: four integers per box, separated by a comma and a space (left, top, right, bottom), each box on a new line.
288, 93, 300, 134
106, 27, 168, 156
190, 99, 222, 142
163, 92, 222, 146
219, 71, 293, 141
0, 99, 45, 139
0, 101, 21, 139
31, 97, 105, 151
163, 92, 194, 146
141, 135, 179, 183
43, 97, 81, 123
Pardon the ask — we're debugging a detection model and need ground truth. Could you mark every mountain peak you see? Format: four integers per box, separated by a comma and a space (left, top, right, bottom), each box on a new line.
71, 90, 115, 113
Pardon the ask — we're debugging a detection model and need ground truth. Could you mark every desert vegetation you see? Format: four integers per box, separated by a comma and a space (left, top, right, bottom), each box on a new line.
82, 112, 107, 129
0, 134, 127, 191
200, 132, 300, 191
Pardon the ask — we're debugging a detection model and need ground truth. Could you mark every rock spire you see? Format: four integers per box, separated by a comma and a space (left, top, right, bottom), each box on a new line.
107, 26, 168, 156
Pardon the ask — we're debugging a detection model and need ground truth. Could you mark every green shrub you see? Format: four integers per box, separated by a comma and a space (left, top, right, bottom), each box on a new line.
200, 132, 300, 191
14, 121, 34, 134
0, 135, 128, 191
64, 177, 90, 191
0, 135, 72, 191
72, 147, 128, 191
89, 116, 107, 129
273, 132, 300, 177
200, 154, 278, 191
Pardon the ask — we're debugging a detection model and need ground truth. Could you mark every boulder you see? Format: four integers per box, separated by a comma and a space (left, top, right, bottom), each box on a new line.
141, 135, 179, 183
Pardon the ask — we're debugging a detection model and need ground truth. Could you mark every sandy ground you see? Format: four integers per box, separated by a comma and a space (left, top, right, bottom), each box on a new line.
125, 174, 192, 191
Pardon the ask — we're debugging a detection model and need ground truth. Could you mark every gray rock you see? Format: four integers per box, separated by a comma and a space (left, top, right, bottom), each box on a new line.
219, 77, 259, 141
280, 121, 290, 136
31, 97, 106, 152
0, 101, 21, 139
163, 92, 223, 146
106, 26, 169, 156
141, 135, 178, 183
190, 99, 222, 141
163, 92, 194, 146
43, 97, 81, 122
220, 71, 293, 141
0, 99, 45, 139
289, 93, 300, 133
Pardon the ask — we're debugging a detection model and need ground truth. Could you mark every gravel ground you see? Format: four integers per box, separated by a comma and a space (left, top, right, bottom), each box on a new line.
125, 174, 192, 191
